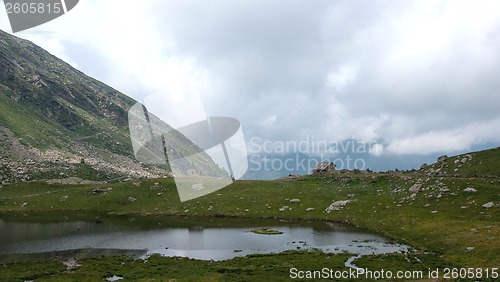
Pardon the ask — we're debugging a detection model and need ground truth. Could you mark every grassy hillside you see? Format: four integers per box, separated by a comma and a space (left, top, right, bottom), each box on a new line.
0, 29, 228, 182
421, 147, 500, 177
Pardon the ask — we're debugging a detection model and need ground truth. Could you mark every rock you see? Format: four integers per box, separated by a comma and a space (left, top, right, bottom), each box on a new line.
431, 210, 437, 214
244, 209, 250, 212
437, 155, 448, 162
408, 184, 422, 193
424, 204, 431, 207
62, 258, 81, 271
464, 187, 477, 193
325, 200, 351, 212
347, 194, 355, 198
439, 188, 450, 193
132, 182, 141, 187
409, 193, 417, 200
128, 196, 137, 202
465, 247, 475, 252
482, 202, 494, 208
279, 206, 289, 212
290, 199, 301, 203
92, 188, 108, 194
305, 208, 315, 212
150, 183, 161, 189
460, 158, 468, 164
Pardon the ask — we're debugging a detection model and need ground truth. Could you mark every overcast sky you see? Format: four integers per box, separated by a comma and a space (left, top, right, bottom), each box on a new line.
2, 0, 500, 160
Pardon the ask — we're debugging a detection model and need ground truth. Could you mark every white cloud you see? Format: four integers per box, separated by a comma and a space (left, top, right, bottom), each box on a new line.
3, 0, 500, 160
387, 118, 500, 155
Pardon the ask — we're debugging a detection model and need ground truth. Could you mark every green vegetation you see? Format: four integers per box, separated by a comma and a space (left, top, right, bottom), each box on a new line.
251, 227, 284, 235
0, 172, 498, 268
0, 251, 462, 282
0, 148, 499, 280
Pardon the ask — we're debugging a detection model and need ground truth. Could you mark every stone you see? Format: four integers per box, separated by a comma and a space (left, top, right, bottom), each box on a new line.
290, 199, 301, 203
279, 206, 289, 212
92, 187, 108, 194
128, 196, 137, 202
465, 247, 475, 252
408, 184, 422, 193
306, 208, 315, 212
437, 155, 448, 162
464, 187, 477, 193
325, 200, 351, 212
482, 202, 494, 208
460, 158, 468, 164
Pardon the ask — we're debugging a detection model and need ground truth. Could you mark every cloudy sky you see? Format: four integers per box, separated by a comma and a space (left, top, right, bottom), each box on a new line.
2, 0, 500, 169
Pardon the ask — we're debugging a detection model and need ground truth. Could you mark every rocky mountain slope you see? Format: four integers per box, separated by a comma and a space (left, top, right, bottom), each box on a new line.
0, 29, 217, 184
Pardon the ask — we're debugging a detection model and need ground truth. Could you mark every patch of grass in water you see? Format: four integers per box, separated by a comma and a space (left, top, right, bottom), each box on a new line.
251, 227, 283, 235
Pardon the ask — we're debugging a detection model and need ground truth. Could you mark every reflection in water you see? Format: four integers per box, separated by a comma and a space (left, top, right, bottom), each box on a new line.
0, 217, 408, 261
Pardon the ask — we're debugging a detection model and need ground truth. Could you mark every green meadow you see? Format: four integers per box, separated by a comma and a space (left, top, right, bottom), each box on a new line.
0, 149, 498, 281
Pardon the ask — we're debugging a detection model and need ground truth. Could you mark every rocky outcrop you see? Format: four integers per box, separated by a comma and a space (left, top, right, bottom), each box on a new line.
325, 200, 351, 212
408, 184, 422, 193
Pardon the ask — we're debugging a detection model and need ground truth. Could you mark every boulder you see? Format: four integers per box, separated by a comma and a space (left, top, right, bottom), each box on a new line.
465, 247, 475, 252
437, 155, 448, 162
408, 184, 422, 193
325, 200, 351, 212
464, 187, 477, 193
482, 202, 494, 208
92, 187, 109, 194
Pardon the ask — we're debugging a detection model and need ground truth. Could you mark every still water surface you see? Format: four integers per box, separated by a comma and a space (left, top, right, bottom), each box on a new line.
0, 215, 407, 260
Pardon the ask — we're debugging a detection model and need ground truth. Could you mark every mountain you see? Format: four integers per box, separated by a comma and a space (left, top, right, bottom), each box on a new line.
0, 29, 218, 184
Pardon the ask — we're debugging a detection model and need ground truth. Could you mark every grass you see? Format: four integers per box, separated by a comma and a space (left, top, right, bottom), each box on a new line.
0, 172, 498, 269
0, 148, 499, 280
0, 250, 465, 282
251, 227, 284, 235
